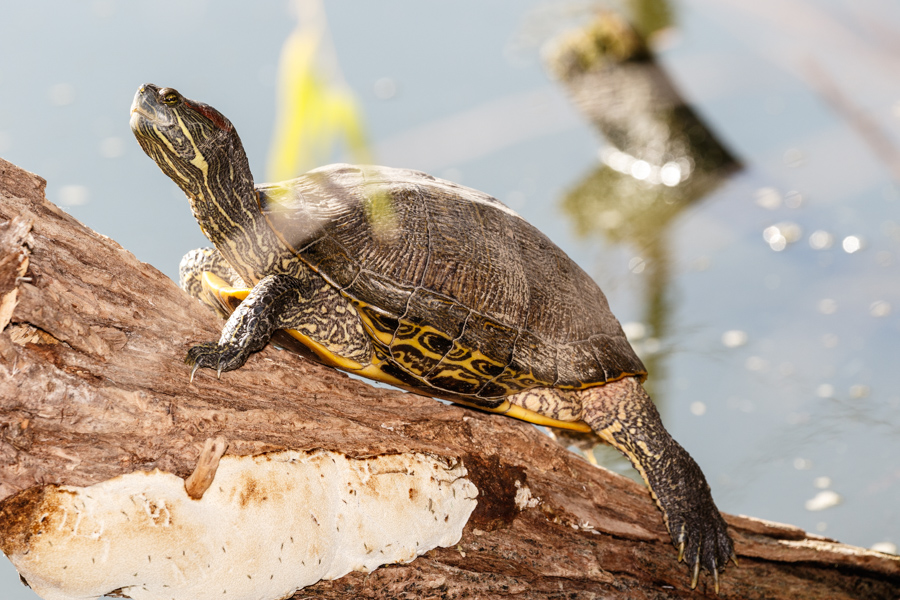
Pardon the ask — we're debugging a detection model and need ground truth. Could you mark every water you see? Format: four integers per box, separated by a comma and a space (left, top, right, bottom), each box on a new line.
1, 1, 898, 597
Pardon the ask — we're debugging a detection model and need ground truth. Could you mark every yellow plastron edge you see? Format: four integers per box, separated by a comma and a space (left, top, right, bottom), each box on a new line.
199, 271, 592, 433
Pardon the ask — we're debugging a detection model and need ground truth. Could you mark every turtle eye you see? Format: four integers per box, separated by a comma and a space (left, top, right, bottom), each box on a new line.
159, 88, 181, 106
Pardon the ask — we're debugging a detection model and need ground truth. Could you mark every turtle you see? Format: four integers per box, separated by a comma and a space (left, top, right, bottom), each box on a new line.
130, 83, 735, 589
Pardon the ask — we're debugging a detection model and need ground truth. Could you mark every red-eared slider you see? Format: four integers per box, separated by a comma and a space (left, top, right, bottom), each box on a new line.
130, 83, 734, 589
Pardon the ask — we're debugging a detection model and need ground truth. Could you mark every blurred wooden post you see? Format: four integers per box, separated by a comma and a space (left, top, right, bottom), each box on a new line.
0, 157, 897, 599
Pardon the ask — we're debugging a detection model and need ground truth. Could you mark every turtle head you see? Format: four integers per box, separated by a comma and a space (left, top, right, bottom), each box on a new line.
130, 83, 252, 202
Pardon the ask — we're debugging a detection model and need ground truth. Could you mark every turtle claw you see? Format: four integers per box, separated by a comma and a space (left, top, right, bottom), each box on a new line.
664, 494, 734, 592
184, 341, 250, 379
675, 525, 687, 562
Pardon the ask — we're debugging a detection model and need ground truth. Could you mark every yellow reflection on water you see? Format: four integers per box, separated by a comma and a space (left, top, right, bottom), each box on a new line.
267, 0, 371, 182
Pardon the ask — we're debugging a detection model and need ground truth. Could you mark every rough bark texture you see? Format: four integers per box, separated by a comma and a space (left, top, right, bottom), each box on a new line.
0, 156, 897, 599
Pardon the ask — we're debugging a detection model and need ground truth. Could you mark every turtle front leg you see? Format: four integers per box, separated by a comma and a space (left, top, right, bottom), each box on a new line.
581, 377, 734, 591
186, 273, 371, 377
179, 247, 247, 318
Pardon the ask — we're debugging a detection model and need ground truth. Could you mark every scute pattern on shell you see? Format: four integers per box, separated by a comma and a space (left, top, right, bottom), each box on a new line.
259, 164, 646, 396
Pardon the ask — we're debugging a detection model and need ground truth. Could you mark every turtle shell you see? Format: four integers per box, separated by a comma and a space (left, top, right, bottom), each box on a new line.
259, 164, 646, 402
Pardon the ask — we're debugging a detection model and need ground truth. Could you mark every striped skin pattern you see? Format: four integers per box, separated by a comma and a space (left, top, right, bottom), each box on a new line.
582, 378, 734, 589
186, 272, 372, 373
132, 87, 371, 369
130, 83, 735, 588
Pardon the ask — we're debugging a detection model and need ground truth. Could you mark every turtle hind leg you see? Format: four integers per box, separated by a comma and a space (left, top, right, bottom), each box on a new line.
187, 273, 372, 376
505, 387, 586, 426
581, 377, 734, 590
179, 247, 247, 317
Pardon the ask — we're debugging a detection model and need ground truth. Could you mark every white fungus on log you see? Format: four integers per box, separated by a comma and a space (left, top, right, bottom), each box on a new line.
0, 450, 478, 600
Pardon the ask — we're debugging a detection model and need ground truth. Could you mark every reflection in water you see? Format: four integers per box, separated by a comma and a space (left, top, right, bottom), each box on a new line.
546, 10, 740, 395
543, 9, 740, 465
266, 0, 371, 181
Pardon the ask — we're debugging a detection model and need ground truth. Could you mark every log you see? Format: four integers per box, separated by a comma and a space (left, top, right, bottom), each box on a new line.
0, 156, 897, 599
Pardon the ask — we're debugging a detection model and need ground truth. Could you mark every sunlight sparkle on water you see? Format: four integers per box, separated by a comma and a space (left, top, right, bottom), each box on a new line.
871, 542, 898, 555
817, 384, 835, 398
621, 322, 646, 341
659, 162, 682, 186
870, 300, 891, 317
842, 235, 863, 253
794, 458, 813, 470
628, 256, 646, 274
58, 185, 89, 206
784, 190, 803, 208
603, 148, 630, 172
849, 384, 870, 399
805, 490, 842, 511
764, 227, 787, 251
600, 149, 688, 186
755, 187, 781, 210
630, 160, 651, 180
763, 222, 801, 251
721, 330, 748, 348
809, 230, 834, 250
783, 147, 805, 167
814, 476, 832, 489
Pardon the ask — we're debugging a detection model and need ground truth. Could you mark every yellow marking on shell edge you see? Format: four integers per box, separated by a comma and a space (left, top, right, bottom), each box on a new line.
198, 272, 593, 433
284, 325, 409, 387
282, 329, 366, 372
354, 302, 395, 346
427, 340, 505, 385
403, 323, 449, 360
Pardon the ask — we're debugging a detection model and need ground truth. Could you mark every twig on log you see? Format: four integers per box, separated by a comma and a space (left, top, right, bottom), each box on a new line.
0, 156, 897, 599
183, 436, 229, 500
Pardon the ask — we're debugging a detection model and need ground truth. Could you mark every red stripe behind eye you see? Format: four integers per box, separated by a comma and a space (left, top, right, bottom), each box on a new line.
183, 98, 232, 132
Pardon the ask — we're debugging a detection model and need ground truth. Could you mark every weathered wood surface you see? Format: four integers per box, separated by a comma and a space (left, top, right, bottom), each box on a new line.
0, 156, 897, 599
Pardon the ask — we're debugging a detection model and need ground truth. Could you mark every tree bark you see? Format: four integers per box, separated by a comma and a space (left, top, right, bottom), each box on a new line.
0, 156, 896, 600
